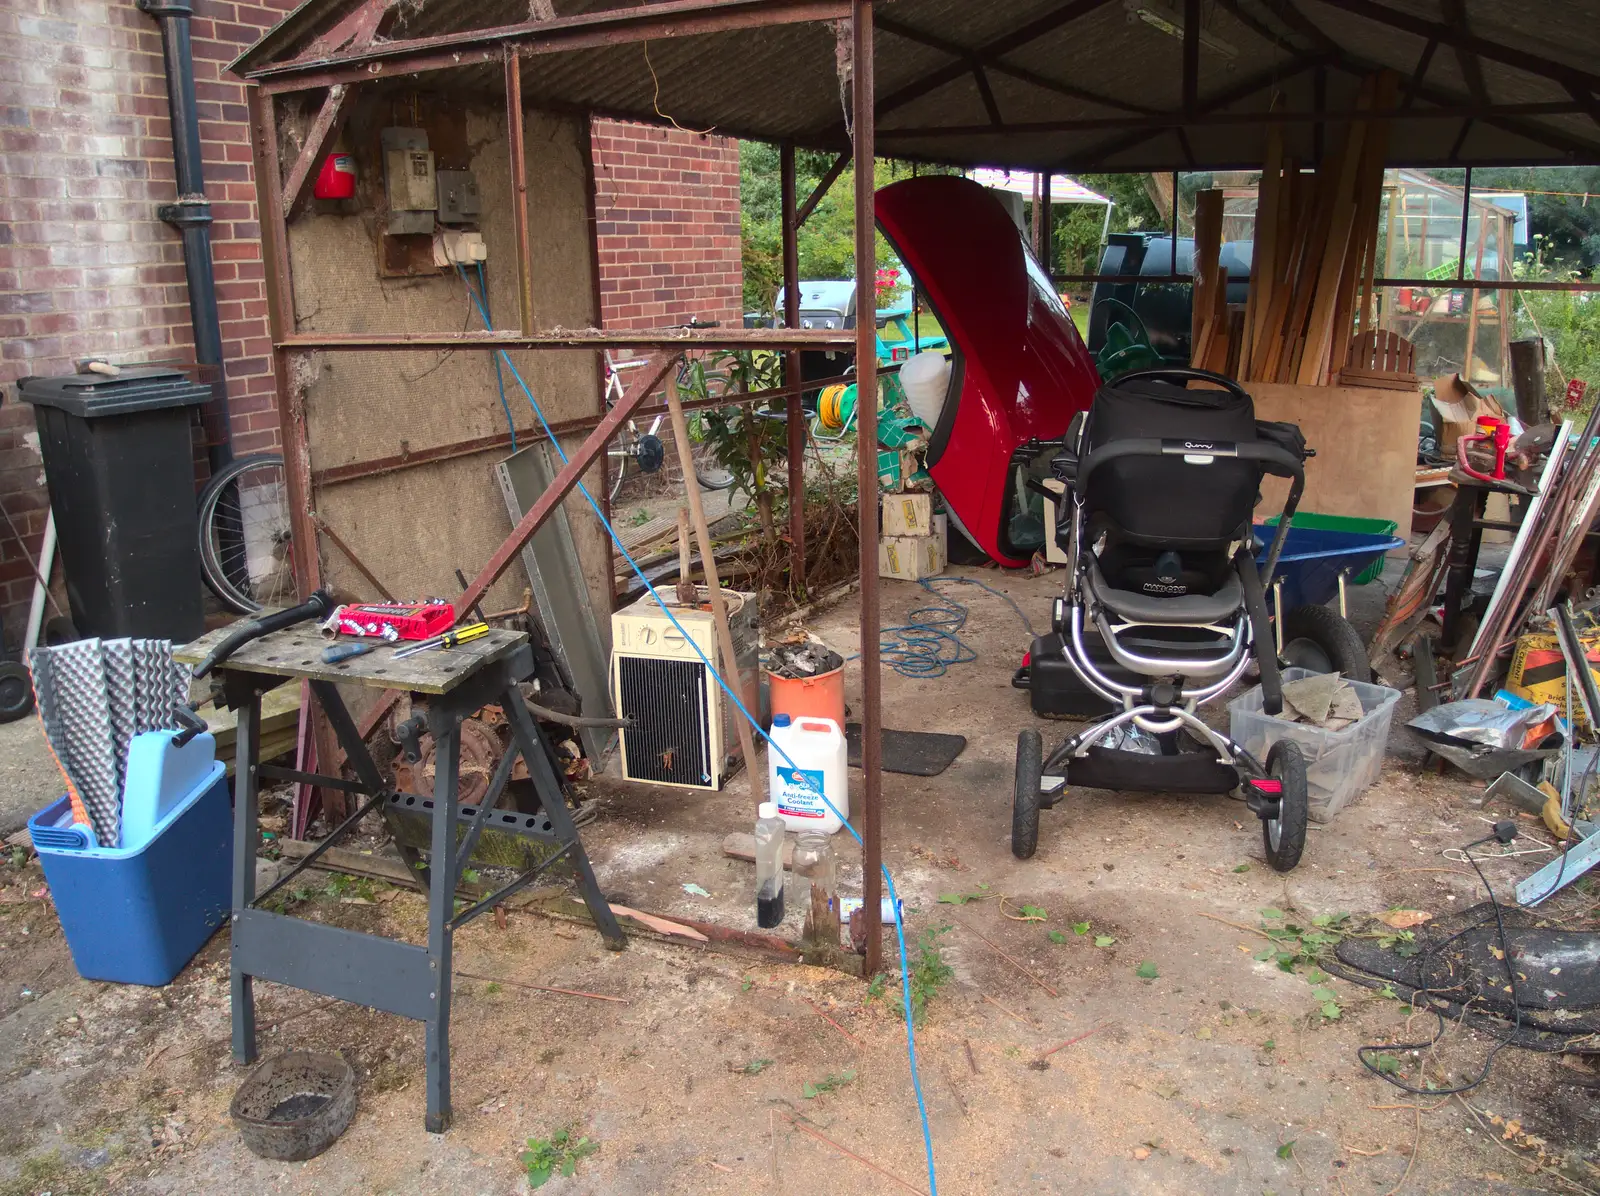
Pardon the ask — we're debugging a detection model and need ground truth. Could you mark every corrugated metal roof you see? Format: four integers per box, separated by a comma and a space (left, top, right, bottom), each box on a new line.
233, 0, 1600, 170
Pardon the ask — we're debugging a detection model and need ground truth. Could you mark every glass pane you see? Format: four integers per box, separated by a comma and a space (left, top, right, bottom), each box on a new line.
1376, 168, 1467, 281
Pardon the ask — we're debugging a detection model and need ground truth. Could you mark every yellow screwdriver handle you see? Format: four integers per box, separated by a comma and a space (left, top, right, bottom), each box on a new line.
444, 622, 489, 648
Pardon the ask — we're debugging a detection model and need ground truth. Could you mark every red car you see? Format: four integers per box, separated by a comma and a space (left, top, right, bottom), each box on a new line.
875, 176, 1101, 567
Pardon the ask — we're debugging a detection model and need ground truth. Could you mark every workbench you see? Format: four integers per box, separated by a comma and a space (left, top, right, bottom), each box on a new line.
176, 623, 625, 1133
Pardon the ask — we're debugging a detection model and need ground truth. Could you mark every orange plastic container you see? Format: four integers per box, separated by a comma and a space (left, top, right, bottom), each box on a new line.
765, 664, 845, 727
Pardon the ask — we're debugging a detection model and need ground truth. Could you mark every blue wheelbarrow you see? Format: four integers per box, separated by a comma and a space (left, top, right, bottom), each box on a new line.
1253, 518, 1407, 679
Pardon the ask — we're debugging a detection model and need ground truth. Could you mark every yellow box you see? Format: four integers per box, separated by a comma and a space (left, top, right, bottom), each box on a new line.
1508, 625, 1600, 731
881, 491, 935, 536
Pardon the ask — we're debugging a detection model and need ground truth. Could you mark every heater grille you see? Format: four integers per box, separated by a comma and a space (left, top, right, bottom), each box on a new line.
616, 656, 711, 787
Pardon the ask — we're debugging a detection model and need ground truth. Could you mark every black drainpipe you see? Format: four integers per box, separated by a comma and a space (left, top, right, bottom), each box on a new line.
139, 0, 234, 473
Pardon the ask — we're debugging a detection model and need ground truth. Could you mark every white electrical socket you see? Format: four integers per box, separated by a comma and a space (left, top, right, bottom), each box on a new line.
433, 229, 488, 267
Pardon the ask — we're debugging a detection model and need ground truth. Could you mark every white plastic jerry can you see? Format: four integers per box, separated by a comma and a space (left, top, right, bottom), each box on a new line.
768, 713, 849, 834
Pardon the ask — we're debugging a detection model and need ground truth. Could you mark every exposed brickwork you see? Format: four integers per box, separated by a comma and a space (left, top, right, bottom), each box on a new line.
0, 0, 294, 635
591, 119, 744, 332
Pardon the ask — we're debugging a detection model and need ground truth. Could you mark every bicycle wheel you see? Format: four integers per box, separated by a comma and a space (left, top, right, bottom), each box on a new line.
198, 453, 296, 614
609, 422, 640, 502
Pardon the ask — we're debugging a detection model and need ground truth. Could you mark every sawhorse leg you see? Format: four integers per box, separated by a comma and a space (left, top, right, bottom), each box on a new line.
308, 678, 456, 1131
229, 681, 262, 1066
423, 702, 460, 1133
1442, 484, 1488, 650
501, 689, 627, 950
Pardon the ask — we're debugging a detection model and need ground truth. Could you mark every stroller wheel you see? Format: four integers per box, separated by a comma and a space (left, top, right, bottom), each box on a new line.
1012, 729, 1043, 860
1262, 740, 1308, 872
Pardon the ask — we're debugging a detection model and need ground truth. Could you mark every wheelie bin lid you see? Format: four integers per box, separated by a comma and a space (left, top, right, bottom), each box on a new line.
17, 368, 211, 418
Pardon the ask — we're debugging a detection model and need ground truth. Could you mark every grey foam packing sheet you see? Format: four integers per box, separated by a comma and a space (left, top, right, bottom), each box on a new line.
26, 637, 191, 849
101, 637, 138, 797
132, 637, 186, 732
29, 639, 121, 847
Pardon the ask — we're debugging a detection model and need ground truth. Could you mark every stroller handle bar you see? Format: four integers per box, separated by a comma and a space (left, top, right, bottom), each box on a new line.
1109, 365, 1250, 402
1071, 437, 1306, 587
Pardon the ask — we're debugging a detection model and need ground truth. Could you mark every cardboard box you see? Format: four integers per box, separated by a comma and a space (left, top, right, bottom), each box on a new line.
1508, 624, 1600, 732
876, 448, 930, 492
879, 527, 947, 580
881, 491, 935, 536
1431, 373, 1507, 454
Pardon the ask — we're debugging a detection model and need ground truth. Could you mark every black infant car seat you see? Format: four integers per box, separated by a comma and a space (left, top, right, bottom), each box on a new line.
1075, 370, 1306, 627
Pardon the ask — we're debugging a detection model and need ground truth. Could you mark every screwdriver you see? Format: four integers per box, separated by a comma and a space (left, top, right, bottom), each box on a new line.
392, 621, 490, 660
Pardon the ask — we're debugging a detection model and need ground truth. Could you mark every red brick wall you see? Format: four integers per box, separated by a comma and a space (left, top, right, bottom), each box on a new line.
591, 119, 743, 332
0, 0, 292, 638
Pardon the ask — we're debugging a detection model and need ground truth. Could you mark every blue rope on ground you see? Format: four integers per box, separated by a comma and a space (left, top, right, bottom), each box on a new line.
459, 294, 940, 1195
876, 575, 1038, 678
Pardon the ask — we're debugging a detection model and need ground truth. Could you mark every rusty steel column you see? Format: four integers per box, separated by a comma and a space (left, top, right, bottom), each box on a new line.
780, 141, 806, 597
248, 83, 344, 819
505, 50, 536, 334
850, 0, 882, 977
246, 84, 318, 599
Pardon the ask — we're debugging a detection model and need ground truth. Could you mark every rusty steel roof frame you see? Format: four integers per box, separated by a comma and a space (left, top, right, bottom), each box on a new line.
241, 0, 895, 971
239, 0, 1600, 975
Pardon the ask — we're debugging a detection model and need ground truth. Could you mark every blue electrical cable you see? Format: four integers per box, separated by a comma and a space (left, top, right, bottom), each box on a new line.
451, 259, 517, 453
875, 576, 1037, 678
458, 288, 939, 1195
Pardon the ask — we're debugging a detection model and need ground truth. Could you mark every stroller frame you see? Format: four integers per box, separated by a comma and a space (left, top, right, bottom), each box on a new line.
1014, 368, 1312, 872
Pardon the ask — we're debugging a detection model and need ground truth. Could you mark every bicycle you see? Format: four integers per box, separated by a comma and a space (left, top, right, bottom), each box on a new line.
197, 452, 296, 614
606, 321, 736, 501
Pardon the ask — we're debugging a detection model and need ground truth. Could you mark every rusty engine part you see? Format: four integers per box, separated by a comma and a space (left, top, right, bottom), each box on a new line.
390, 715, 505, 807
387, 700, 599, 812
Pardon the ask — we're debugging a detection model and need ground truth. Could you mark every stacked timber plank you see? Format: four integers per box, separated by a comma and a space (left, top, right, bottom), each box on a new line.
198, 680, 301, 774
1194, 72, 1402, 386
1189, 188, 1239, 375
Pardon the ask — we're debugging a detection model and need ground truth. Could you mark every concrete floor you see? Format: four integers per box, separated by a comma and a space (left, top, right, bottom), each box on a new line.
2, 559, 1596, 1194
0, 716, 65, 839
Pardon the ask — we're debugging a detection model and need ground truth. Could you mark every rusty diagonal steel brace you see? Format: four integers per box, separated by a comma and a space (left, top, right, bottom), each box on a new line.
455, 350, 679, 620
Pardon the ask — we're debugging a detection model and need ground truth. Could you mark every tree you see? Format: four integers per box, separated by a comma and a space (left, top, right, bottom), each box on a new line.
1045, 173, 1170, 277
739, 143, 926, 311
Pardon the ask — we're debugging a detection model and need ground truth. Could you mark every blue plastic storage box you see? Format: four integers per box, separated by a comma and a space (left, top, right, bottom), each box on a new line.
29, 762, 231, 986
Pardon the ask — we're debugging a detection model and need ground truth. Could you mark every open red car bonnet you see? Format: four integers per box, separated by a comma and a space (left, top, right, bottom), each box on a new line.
875, 176, 1100, 567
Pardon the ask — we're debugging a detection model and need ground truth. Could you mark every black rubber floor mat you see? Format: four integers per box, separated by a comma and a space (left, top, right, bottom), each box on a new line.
1330, 902, 1600, 1045
845, 723, 966, 776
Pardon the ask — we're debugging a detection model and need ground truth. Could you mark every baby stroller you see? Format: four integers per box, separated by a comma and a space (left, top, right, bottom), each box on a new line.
1014, 367, 1313, 871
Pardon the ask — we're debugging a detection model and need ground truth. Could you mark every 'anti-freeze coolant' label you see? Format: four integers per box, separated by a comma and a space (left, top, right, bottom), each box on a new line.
774, 766, 827, 818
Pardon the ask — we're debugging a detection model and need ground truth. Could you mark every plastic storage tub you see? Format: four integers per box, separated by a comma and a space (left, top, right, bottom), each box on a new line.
28, 763, 231, 985
1228, 668, 1401, 823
